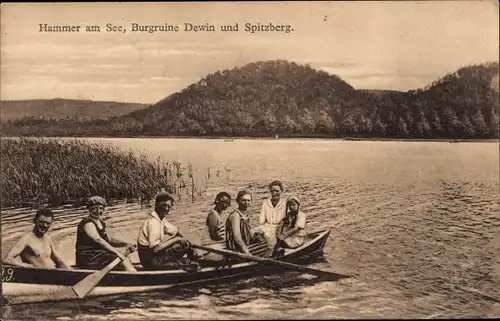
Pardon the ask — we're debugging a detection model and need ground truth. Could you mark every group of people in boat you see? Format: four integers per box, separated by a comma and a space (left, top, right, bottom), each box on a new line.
3, 180, 307, 272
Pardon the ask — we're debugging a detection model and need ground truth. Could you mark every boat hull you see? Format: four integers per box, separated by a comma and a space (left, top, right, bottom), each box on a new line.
3, 230, 346, 305
3, 273, 246, 305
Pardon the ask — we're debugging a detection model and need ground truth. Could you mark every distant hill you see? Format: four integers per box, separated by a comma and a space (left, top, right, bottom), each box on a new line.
0, 98, 149, 121
404, 62, 499, 138
124, 60, 361, 136
1, 60, 498, 139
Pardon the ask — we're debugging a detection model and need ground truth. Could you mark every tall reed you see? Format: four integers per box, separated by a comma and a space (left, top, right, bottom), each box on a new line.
0, 138, 204, 208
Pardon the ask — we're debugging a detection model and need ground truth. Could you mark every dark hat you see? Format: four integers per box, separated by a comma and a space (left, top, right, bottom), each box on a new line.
155, 189, 175, 203
86, 196, 107, 209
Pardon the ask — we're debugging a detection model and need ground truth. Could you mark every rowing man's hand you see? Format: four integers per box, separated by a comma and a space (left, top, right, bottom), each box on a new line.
179, 238, 191, 248
115, 250, 127, 261
126, 243, 138, 254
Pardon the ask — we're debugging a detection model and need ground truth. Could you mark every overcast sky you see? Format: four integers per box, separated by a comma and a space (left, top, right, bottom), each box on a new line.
1, 1, 498, 104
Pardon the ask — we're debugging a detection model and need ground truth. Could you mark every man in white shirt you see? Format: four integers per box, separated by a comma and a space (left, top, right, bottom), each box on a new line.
137, 190, 200, 270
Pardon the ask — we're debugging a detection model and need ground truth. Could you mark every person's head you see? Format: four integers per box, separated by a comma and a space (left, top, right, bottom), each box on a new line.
214, 192, 231, 212
286, 196, 300, 215
155, 189, 175, 216
33, 207, 54, 235
236, 190, 252, 211
269, 180, 284, 201
86, 196, 107, 219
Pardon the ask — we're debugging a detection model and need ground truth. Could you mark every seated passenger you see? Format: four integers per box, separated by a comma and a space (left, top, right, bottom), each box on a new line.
199, 192, 232, 262
137, 190, 201, 270
200, 191, 231, 245
225, 190, 268, 255
3, 207, 72, 269
273, 196, 307, 256
75, 196, 137, 271
252, 180, 286, 249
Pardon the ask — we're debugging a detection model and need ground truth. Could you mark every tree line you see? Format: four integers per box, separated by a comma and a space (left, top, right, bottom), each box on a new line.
2, 60, 498, 139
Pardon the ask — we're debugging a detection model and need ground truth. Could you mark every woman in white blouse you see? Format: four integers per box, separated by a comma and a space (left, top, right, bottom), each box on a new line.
253, 180, 287, 249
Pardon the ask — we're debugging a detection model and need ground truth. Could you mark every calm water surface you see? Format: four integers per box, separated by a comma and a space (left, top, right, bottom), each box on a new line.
2, 138, 499, 320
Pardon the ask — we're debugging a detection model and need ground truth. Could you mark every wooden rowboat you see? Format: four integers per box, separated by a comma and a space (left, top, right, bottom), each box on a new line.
2, 229, 349, 305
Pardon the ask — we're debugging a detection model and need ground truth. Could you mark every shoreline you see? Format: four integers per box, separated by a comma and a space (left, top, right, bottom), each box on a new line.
1, 135, 498, 143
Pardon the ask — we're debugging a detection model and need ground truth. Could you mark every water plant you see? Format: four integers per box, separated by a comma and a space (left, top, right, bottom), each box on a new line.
0, 138, 204, 208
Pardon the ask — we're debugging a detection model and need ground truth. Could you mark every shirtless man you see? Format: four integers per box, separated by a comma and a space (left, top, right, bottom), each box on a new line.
3, 207, 72, 269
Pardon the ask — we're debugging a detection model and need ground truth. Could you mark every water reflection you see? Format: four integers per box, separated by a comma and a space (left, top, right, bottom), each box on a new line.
2, 139, 499, 319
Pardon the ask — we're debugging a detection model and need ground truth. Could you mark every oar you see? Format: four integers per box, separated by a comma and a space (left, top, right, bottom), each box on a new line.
191, 244, 351, 281
72, 247, 135, 299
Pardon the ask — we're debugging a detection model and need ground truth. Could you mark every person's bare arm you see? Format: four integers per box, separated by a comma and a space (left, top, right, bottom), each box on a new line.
152, 236, 183, 253
229, 214, 250, 254
49, 237, 72, 269
3, 235, 33, 268
275, 221, 286, 239
278, 227, 301, 241
83, 223, 126, 260
207, 211, 223, 241
278, 213, 306, 241
259, 203, 267, 225
107, 233, 133, 247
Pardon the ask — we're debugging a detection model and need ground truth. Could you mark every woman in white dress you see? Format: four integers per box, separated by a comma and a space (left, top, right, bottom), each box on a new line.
253, 180, 287, 249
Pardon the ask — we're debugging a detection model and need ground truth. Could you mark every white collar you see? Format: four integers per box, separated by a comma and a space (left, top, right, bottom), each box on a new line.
149, 211, 166, 222
267, 197, 285, 208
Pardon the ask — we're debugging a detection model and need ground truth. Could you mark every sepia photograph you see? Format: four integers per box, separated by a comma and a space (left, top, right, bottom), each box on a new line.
1, 1, 499, 319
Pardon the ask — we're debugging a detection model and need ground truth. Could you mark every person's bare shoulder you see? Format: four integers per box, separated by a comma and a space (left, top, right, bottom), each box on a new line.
43, 233, 55, 246
43, 232, 53, 240
18, 231, 35, 244
229, 212, 241, 223
6, 231, 32, 254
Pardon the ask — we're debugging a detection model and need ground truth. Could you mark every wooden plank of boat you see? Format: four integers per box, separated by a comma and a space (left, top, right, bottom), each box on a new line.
3, 272, 250, 305
2, 229, 342, 305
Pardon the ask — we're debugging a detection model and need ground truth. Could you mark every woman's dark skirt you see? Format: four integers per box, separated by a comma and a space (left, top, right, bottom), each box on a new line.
76, 249, 118, 270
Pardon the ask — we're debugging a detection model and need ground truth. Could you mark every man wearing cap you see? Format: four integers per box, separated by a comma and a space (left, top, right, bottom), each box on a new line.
137, 190, 201, 270
3, 207, 72, 269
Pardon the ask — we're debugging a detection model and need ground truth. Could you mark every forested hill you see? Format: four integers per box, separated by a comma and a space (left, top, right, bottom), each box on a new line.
126, 60, 361, 136
0, 99, 149, 121
2, 60, 499, 139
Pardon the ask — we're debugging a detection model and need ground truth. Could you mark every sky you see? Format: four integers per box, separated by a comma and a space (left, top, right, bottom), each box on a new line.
1, 1, 499, 104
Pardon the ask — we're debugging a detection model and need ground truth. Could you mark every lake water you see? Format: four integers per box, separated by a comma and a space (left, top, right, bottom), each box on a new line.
2, 138, 500, 320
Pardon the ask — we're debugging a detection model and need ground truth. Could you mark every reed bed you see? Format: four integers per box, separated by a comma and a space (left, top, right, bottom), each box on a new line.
0, 138, 200, 208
